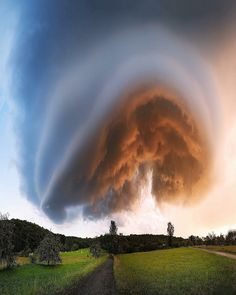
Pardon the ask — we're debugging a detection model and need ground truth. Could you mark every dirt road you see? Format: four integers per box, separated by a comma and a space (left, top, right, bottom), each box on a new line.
60, 257, 116, 295
198, 248, 236, 260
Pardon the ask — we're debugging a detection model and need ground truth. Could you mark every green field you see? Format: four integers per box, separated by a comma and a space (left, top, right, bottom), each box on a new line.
0, 249, 106, 295
198, 245, 236, 255
114, 248, 236, 295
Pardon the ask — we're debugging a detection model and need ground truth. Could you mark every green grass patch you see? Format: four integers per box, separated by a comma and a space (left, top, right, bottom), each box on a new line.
114, 247, 236, 295
198, 245, 236, 255
0, 248, 106, 295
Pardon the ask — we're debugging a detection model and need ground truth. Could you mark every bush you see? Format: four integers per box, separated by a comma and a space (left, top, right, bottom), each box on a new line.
29, 252, 37, 264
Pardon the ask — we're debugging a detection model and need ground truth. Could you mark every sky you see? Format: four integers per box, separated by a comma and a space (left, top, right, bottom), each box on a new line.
0, 0, 236, 238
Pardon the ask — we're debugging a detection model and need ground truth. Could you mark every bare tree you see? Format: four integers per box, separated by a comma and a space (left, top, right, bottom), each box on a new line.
109, 220, 118, 235
167, 222, 174, 247
37, 233, 61, 265
0, 213, 15, 268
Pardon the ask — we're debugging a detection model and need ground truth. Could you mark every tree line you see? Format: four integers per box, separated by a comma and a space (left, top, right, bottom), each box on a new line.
6, 218, 95, 255
188, 231, 236, 246
1, 213, 236, 269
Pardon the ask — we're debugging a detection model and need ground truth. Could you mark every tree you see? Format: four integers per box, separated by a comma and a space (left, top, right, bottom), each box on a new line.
11, 218, 50, 253
167, 222, 174, 247
208, 232, 217, 245
0, 213, 15, 268
216, 234, 225, 246
100, 221, 119, 254
37, 233, 62, 265
188, 235, 203, 246
109, 220, 118, 235
189, 235, 196, 246
71, 243, 79, 251
226, 230, 236, 245
89, 243, 101, 258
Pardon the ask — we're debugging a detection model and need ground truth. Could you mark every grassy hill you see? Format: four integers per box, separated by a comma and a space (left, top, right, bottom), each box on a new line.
0, 249, 106, 295
7, 218, 95, 253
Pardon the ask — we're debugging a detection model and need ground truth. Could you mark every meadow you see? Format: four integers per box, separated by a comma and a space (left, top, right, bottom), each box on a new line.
0, 249, 106, 295
114, 247, 236, 295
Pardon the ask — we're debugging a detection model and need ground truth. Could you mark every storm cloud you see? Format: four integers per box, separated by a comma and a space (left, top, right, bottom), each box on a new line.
8, 0, 231, 222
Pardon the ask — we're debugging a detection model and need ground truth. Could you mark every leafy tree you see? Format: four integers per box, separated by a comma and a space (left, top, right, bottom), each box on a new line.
89, 243, 101, 258
37, 233, 62, 265
203, 232, 218, 245
71, 243, 79, 251
109, 220, 118, 235
189, 235, 196, 246
208, 232, 217, 245
11, 218, 50, 253
167, 222, 174, 247
0, 213, 15, 268
188, 235, 203, 246
100, 234, 120, 254
100, 221, 119, 254
216, 234, 225, 246
226, 230, 236, 245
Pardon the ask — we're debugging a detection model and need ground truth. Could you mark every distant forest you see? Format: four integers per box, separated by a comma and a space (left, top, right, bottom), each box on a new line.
2, 218, 236, 255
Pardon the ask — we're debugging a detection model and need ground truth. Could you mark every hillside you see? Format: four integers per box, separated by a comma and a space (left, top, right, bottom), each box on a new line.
5, 218, 93, 253
1, 218, 187, 254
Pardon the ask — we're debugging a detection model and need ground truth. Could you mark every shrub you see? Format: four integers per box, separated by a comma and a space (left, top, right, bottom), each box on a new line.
29, 252, 37, 264
0, 213, 15, 268
89, 243, 101, 258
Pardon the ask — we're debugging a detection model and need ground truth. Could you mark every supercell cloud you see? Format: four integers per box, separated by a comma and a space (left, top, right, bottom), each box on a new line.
8, 1, 235, 222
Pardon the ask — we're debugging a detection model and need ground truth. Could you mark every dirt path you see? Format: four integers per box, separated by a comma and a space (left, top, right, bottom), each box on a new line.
198, 248, 236, 260
60, 257, 116, 295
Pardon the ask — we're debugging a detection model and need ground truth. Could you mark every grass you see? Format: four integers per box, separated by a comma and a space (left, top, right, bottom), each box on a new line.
16, 256, 30, 265
197, 245, 236, 255
0, 248, 107, 295
114, 247, 236, 295
0, 256, 29, 270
